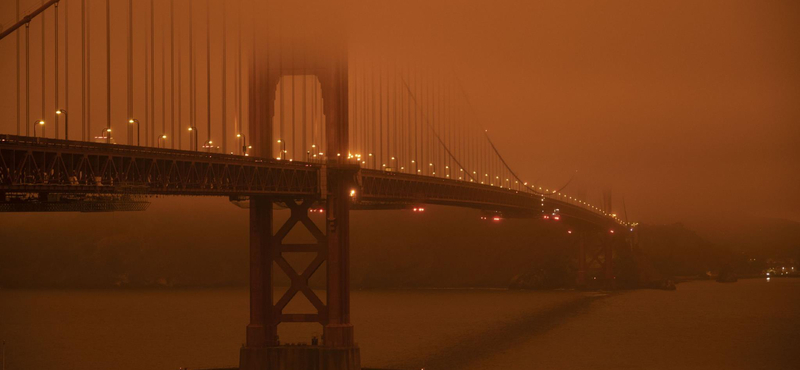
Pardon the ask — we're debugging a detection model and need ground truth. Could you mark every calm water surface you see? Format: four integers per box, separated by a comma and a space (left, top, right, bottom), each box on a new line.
1, 279, 798, 369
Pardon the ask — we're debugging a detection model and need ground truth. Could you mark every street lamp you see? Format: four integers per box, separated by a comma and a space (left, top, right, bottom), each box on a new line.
99, 128, 112, 143
237, 133, 248, 155
55, 109, 68, 140
33, 120, 45, 138
188, 126, 198, 151
277, 139, 286, 160
157, 135, 167, 148
128, 119, 141, 146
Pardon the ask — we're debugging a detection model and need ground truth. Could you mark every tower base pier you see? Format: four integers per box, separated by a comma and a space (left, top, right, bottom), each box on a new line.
239, 345, 361, 370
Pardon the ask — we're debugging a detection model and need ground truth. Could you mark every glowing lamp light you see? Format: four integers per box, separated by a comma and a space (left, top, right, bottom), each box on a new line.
38, 120, 45, 125
492, 216, 501, 221
610, 230, 615, 234
349, 189, 356, 197
567, 230, 573, 234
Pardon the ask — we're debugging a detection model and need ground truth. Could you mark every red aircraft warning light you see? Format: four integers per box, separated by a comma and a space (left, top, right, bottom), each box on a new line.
610, 229, 615, 234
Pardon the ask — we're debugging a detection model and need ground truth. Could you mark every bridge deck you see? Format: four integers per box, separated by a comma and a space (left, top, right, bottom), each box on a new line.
0, 135, 622, 228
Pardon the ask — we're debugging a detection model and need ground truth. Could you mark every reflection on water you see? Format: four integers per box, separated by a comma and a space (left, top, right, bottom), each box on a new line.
1, 279, 798, 370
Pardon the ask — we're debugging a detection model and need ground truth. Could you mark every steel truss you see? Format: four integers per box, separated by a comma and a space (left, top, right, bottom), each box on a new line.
0, 135, 319, 196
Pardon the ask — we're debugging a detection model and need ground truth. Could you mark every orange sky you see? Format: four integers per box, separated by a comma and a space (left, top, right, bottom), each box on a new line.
1, 0, 798, 232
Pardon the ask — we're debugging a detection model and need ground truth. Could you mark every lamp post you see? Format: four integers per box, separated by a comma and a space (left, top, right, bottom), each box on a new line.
188, 127, 198, 151
236, 133, 248, 155
55, 109, 68, 140
33, 120, 45, 138
99, 128, 112, 143
157, 135, 167, 148
429, 163, 436, 177
277, 139, 286, 160
128, 119, 141, 146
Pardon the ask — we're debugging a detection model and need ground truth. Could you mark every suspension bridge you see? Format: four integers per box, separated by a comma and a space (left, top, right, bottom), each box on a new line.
0, 1, 636, 369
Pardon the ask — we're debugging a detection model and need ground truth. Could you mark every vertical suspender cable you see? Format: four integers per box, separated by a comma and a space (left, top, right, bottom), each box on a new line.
42, 6, 46, 137
279, 24, 284, 155
189, 0, 194, 150
237, 0, 242, 153
392, 57, 396, 167
65, 0, 69, 140
151, 0, 155, 145
55, 3, 59, 138
81, 0, 85, 140
378, 56, 383, 167
206, 0, 211, 149
86, 1, 91, 141
148, 0, 153, 145
144, 3, 149, 146
26, 23, 30, 136
371, 57, 376, 168
222, 0, 227, 153
355, 53, 359, 159
170, 0, 175, 148
291, 47, 295, 159
413, 65, 418, 170
17, 0, 21, 135
302, 43, 307, 159
127, 0, 132, 143
162, 4, 166, 140
106, 0, 111, 140
177, 6, 182, 150
361, 54, 367, 160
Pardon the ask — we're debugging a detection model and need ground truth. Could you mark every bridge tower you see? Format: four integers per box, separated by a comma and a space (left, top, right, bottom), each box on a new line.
240, 2, 360, 369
